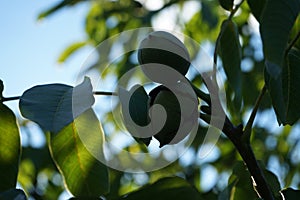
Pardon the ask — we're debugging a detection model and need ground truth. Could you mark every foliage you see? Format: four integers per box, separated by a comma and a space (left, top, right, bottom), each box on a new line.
0, 0, 300, 200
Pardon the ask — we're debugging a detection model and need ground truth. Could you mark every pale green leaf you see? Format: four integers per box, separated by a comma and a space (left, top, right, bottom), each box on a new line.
58, 41, 87, 63
19, 77, 94, 133
0, 104, 21, 192
49, 108, 109, 197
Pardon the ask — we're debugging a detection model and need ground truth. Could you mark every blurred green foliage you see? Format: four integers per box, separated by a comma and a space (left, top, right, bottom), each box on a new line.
0, 0, 299, 199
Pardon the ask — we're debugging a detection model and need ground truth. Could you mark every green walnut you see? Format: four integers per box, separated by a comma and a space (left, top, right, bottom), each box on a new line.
138, 31, 190, 80
149, 83, 198, 147
149, 85, 181, 147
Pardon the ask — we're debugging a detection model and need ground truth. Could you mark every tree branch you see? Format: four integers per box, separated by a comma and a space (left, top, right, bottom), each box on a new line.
242, 84, 267, 142
93, 91, 118, 96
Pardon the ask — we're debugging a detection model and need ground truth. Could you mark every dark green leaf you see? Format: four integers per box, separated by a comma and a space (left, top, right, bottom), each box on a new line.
266, 48, 300, 125
0, 188, 27, 200
260, 0, 300, 78
118, 177, 202, 200
281, 188, 300, 200
227, 162, 257, 200
218, 0, 233, 11
218, 19, 242, 110
19, 77, 94, 133
49, 108, 109, 197
58, 41, 87, 63
0, 104, 21, 192
247, 0, 266, 22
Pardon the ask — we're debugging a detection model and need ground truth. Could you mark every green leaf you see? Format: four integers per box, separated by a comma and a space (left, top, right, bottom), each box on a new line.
281, 188, 300, 200
0, 104, 21, 192
266, 48, 300, 125
19, 77, 95, 133
49, 108, 109, 197
260, 0, 300, 78
58, 41, 87, 63
218, 19, 242, 110
247, 0, 266, 22
38, 0, 85, 20
117, 177, 202, 200
0, 188, 27, 200
227, 162, 257, 200
218, 0, 233, 11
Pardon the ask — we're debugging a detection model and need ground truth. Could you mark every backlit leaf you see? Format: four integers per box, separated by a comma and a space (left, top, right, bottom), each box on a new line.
49, 108, 109, 197
19, 77, 94, 133
0, 103, 21, 192
58, 41, 87, 63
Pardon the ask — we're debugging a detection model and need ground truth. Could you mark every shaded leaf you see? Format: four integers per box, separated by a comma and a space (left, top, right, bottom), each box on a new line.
218, 0, 233, 11
218, 19, 242, 110
0, 104, 21, 192
228, 162, 257, 200
266, 48, 300, 125
19, 77, 94, 133
247, 0, 266, 22
0, 188, 27, 200
281, 188, 300, 200
117, 177, 202, 200
260, 0, 300, 78
49, 108, 109, 197
58, 41, 87, 63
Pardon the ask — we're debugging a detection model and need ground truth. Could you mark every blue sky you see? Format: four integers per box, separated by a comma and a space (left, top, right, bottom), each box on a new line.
0, 1, 92, 112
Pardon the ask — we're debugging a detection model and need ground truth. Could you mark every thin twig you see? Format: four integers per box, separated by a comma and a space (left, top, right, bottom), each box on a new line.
229, 0, 245, 20
242, 84, 267, 142
1, 96, 21, 102
285, 30, 300, 56
93, 91, 118, 96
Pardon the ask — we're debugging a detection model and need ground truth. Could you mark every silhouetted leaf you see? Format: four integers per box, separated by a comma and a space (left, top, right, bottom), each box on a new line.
218, 0, 233, 11
281, 188, 300, 200
266, 48, 300, 125
118, 177, 202, 200
19, 77, 94, 133
247, 0, 266, 22
49, 109, 109, 197
218, 19, 242, 110
0, 188, 26, 200
0, 104, 21, 192
260, 0, 300, 78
